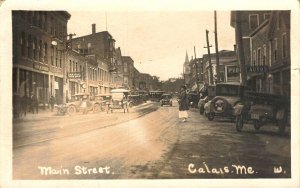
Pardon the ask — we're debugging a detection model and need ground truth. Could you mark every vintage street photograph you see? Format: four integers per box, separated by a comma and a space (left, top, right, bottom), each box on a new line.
10, 9, 292, 181
2, 0, 299, 187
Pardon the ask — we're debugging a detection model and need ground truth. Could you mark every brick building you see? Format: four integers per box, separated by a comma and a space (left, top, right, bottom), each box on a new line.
12, 11, 71, 106
231, 11, 290, 96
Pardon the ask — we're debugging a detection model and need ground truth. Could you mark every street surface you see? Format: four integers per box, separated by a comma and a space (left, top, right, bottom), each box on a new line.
13, 100, 291, 179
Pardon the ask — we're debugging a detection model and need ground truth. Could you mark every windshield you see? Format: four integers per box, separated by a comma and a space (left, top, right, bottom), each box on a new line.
162, 95, 171, 99
112, 93, 124, 100
216, 85, 240, 96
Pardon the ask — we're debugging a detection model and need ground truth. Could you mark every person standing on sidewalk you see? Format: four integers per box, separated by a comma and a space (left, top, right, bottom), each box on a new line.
30, 93, 39, 114
49, 95, 55, 112
178, 85, 189, 122
21, 94, 29, 117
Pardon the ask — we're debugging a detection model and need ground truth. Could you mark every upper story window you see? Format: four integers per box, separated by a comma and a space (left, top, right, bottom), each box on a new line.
252, 50, 256, 66
124, 62, 128, 72
263, 45, 267, 66
20, 32, 26, 56
274, 38, 278, 62
249, 14, 259, 30
257, 48, 261, 66
282, 33, 287, 58
264, 13, 271, 20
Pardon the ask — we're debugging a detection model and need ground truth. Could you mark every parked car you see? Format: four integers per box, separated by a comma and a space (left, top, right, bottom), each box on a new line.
160, 94, 173, 106
128, 94, 143, 107
198, 85, 216, 115
94, 94, 112, 111
107, 89, 130, 113
57, 93, 99, 115
234, 91, 290, 135
187, 92, 199, 108
204, 83, 246, 121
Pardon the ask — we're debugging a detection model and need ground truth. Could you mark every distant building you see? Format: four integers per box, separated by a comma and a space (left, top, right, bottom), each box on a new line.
121, 56, 135, 90
202, 50, 238, 85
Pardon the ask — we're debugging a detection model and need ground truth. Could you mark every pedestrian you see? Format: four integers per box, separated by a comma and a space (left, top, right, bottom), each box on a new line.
30, 92, 39, 114
178, 85, 189, 122
13, 93, 21, 118
49, 95, 55, 112
21, 94, 29, 117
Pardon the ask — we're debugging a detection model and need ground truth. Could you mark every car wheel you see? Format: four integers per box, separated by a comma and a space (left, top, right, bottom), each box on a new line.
207, 113, 214, 121
253, 120, 261, 130
236, 115, 244, 132
67, 106, 76, 115
93, 104, 100, 112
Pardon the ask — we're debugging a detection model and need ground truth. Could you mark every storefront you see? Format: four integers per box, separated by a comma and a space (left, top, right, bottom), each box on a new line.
13, 65, 49, 108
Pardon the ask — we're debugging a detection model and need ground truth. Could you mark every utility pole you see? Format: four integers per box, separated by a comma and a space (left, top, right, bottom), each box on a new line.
204, 30, 213, 85
214, 10, 220, 83
235, 11, 247, 85
194, 46, 199, 93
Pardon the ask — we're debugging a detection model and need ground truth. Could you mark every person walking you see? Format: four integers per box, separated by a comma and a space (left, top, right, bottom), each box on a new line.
49, 95, 55, 112
21, 94, 29, 117
178, 85, 189, 122
30, 92, 39, 114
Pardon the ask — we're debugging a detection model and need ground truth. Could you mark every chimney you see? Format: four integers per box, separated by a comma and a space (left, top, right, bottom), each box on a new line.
92, 24, 96, 34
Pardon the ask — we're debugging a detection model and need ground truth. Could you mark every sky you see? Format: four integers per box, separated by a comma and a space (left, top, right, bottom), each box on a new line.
67, 11, 235, 81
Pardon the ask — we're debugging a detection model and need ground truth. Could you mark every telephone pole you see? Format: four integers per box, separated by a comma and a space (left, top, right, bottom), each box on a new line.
214, 10, 220, 83
194, 46, 199, 92
204, 30, 213, 85
235, 11, 247, 85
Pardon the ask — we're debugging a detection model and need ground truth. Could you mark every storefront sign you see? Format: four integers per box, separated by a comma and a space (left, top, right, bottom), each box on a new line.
247, 65, 269, 73
67, 72, 82, 79
98, 81, 104, 85
33, 63, 49, 72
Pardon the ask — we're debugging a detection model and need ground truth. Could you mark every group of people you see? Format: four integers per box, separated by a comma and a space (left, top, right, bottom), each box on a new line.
13, 93, 56, 118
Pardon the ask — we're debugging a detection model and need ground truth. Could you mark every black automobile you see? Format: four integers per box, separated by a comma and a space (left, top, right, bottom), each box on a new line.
204, 83, 246, 121
160, 94, 173, 106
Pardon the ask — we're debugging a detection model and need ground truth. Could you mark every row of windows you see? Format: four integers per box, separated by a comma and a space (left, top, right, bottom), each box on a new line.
249, 13, 271, 30
89, 67, 112, 82
252, 33, 287, 66
18, 11, 67, 40
20, 31, 62, 68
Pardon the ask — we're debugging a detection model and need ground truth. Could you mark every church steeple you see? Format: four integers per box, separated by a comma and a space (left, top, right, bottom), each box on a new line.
185, 51, 189, 64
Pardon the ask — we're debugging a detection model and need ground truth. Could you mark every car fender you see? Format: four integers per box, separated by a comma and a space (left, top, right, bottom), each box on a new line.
233, 104, 245, 116
204, 101, 212, 113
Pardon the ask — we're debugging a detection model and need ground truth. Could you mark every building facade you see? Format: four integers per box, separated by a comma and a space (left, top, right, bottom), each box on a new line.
12, 11, 71, 106
202, 50, 238, 85
231, 10, 290, 96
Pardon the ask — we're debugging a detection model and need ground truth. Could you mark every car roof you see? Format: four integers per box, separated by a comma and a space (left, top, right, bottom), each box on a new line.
111, 88, 130, 93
